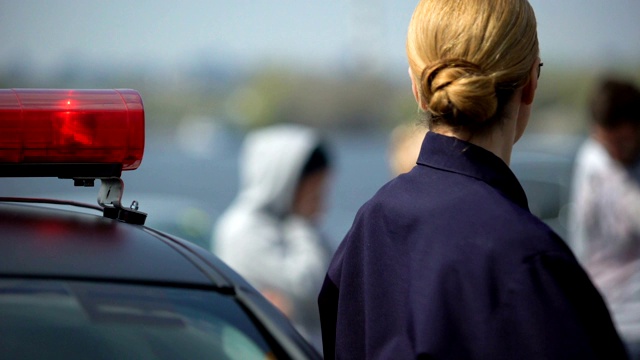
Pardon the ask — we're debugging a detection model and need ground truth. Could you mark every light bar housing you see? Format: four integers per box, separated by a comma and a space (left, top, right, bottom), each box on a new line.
0, 89, 144, 178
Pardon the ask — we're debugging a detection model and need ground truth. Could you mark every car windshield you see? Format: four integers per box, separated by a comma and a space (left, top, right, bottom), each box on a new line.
0, 280, 275, 360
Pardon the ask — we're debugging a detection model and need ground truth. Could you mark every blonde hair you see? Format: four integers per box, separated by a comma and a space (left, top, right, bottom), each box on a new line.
407, 0, 538, 130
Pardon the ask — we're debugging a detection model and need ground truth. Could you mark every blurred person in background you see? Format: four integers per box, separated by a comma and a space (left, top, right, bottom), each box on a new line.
318, 0, 627, 358
569, 78, 640, 358
212, 123, 334, 351
388, 122, 428, 176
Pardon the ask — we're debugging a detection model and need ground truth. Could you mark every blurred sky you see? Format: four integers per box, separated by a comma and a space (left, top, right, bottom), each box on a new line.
1, 1, 639, 78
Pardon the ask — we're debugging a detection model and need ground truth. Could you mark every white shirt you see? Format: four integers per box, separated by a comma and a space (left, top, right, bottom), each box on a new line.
568, 137, 640, 341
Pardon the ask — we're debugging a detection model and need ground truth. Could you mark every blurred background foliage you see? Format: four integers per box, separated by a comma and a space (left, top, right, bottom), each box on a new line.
2, 1, 640, 140
1, 59, 639, 136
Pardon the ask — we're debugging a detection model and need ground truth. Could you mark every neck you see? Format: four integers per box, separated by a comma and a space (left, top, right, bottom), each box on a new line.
432, 89, 525, 165
434, 127, 514, 164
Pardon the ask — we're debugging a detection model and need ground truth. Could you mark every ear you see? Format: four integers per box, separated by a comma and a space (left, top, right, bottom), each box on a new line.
409, 68, 428, 111
521, 58, 540, 105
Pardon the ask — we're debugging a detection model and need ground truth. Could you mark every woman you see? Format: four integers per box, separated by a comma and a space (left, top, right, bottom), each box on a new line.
318, 0, 627, 358
388, 122, 428, 176
213, 123, 333, 350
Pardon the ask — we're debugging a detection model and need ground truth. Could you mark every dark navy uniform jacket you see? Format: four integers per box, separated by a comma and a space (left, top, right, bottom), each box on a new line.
319, 132, 627, 359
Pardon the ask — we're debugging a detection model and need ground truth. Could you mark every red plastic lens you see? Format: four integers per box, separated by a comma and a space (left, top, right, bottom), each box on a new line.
0, 89, 144, 170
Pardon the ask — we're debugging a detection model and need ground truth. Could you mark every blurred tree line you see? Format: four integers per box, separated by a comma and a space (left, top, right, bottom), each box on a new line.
1, 60, 638, 135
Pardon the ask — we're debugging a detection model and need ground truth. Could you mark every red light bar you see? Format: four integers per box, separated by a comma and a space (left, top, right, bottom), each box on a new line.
0, 89, 144, 174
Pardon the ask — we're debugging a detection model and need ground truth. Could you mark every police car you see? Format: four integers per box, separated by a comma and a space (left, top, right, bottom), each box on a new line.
0, 89, 321, 360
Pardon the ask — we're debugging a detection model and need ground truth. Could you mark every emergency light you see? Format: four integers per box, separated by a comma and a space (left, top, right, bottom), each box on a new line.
0, 89, 144, 178
0, 89, 148, 224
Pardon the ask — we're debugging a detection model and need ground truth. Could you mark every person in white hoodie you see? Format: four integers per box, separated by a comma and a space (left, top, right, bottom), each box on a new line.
212, 123, 333, 350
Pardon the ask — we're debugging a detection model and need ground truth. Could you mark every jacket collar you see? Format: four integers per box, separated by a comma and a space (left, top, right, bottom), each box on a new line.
417, 131, 529, 211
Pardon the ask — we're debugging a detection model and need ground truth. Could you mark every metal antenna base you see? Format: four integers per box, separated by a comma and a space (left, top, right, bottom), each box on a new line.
98, 178, 147, 225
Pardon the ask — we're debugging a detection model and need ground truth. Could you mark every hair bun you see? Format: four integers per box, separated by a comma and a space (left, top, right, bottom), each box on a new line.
421, 59, 498, 125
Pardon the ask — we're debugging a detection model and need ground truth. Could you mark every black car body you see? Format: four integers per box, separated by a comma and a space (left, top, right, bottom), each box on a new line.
0, 89, 321, 360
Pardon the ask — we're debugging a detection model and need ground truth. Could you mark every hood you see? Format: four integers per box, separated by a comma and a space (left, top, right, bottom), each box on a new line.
234, 124, 322, 217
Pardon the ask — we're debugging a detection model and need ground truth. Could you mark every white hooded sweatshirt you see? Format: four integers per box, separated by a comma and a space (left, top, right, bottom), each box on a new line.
212, 124, 332, 346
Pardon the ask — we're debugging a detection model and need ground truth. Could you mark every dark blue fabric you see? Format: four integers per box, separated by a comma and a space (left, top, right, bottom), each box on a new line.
319, 132, 628, 359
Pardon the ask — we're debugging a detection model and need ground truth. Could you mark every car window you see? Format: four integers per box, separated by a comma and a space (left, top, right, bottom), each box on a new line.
0, 280, 276, 360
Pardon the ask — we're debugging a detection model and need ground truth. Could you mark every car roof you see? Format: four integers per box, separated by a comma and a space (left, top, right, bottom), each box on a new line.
0, 201, 230, 288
